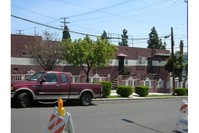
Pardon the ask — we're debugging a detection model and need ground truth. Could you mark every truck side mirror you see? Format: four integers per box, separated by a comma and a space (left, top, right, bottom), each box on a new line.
40, 78, 46, 84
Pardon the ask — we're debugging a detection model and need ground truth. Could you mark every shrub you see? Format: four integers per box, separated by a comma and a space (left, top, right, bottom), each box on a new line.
116, 86, 133, 97
175, 88, 187, 96
95, 81, 112, 98
185, 88, 188, 95
135, 85, 149, 97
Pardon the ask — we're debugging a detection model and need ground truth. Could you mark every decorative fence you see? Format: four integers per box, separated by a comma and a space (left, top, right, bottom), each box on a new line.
119, 76, 187, 93
120, 77, 165, 92
166, 79, 188, 89
89, 74, 107, 83
121, 77, 139, 88
11, 73, 33, 81
11, 71, 82, 83
70, 75, 81, 83
11, 72, 107, 83
11, 70, 36, 81
11, 71, 188, 93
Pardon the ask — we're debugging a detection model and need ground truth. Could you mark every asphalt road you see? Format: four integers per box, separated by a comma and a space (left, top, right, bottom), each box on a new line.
11, 98, 187, 133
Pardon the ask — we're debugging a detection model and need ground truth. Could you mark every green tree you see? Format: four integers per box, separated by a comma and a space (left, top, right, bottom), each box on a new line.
164, 54, 185, 82
101, 30, 108, 40
26, 31, 62, 70
179, 40, 184, 55
174, 54, 184, 82
62, 36, 118, 82
161, 42, 167, 50
147, 26, 163, 49
62, 25, 71, 40
119, 29, 128, 46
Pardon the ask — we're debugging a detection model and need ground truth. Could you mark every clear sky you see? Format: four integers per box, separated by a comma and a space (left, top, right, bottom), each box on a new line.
11, 0, 188, 52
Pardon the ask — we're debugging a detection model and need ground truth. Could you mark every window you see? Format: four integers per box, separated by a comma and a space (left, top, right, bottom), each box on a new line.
44, 73, 57, 82
61, 73, 67, 83
28, 72, 45, 81
13, 68, 18, 73
137, 56, 146, 64
138, 56, 143, 64
21, 52, 31, 57
125, 57, 128, 64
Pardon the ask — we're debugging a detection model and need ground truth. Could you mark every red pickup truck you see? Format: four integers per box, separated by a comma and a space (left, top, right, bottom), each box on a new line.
11, 71, 102, 107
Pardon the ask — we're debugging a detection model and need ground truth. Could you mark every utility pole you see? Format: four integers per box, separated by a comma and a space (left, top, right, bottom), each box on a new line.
60, 17, 69, 27
184, 0, 188, 55
16, 30, 23, 35
34, 26, 36, 36
61, 17, 70, 40
171, 27, 175, 95
184, 0, 188, 81
107, 33, 112, 43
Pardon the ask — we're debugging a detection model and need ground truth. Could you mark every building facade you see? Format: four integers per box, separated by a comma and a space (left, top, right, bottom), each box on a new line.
11, 34, 171, 86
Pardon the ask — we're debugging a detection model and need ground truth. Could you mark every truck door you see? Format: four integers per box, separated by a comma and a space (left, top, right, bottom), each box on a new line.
38, 73, 60, 100
58, 73, 71, 95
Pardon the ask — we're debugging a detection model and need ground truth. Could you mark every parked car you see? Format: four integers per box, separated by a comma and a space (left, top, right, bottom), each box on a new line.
11, 71, 102, 107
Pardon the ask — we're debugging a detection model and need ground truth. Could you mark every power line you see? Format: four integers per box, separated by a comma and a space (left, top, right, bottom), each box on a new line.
11, 14, 100, 38
11, 4, 56, 20
11, 15, 62, 30
16, 30, 24, 35
66, 0, 135, 18
60, 17, 69, 27
167, 46, 187, 49
67, 0, 182, 33
11, 14, 128, 39
12, 0, 186, 40
11, 14, 186, 43
11, 14, 132, 40
12, 1, 186, 39
117, 0, 172, 15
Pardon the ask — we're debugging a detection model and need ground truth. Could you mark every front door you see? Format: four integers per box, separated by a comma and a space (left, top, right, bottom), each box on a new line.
118, 56, 125, 74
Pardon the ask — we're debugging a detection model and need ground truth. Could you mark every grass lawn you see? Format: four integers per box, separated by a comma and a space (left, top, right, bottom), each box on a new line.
107, 95, 122, 98
146, 94, 173, 97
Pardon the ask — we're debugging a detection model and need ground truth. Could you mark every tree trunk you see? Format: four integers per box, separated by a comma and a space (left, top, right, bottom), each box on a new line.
81, 65, 91, 83
86, 74, 89, 83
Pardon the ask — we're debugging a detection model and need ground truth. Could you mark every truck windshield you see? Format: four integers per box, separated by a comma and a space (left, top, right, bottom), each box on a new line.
27, 72, 45, 81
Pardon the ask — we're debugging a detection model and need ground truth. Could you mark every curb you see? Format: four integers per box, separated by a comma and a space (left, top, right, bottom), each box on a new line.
94, 96, 188, 101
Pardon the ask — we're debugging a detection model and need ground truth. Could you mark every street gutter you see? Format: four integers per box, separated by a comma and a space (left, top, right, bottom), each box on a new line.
94, 96, 188, 101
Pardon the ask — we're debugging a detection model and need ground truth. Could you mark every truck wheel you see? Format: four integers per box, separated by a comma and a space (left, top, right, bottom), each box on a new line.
80, 93, 92, 106
16, 92, 32, 108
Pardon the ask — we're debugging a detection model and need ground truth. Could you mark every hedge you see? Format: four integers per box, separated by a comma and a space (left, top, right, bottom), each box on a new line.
95, 81, 112, 98
175, 88, 188, 96
135, 85, 149, 97
116, 86, 133, 97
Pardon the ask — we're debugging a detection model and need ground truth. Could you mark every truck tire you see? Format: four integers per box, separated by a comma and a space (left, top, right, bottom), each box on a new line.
80, 93, 92, 106
16, 92, 32, 108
